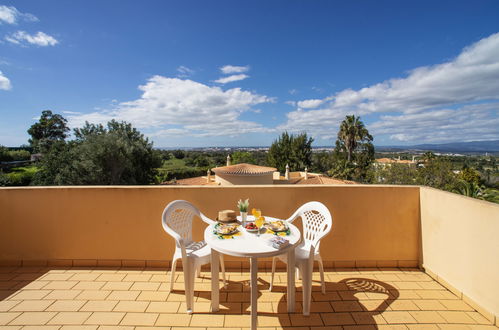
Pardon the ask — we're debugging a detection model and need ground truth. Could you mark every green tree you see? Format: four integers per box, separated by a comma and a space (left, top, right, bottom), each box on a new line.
416, 157, 458, 191
27, 110, 70, 152
34, 120, 161, 185
330, 115, 374, 182
337, 115, 373, 162
267, 132, 314, 173
377, 163, 418, 185
458, 167, 482, 185
453, 180, 484, 198
231, 151, 256, 164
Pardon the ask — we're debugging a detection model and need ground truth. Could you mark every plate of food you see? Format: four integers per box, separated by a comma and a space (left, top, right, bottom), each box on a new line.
244, 222, 259, 233
267, 220, 289, 232
215, 223, 239, 235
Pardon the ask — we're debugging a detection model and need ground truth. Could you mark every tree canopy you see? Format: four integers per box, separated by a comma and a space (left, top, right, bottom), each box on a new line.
34, 120, 161, 185
330, 115, 374, 182
27, 110, 70, 153
267, 132, 314, 172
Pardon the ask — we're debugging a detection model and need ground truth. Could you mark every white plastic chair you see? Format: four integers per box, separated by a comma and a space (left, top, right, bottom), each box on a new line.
162, 200, 226, 314
269, 201, 332, 315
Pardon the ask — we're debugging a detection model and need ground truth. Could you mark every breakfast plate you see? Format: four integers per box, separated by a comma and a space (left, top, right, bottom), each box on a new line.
215, 223, 239, 235
266, 220, 289, 232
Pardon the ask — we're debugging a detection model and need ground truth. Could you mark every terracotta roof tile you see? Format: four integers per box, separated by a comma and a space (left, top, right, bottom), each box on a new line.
212, 163, 277, 175
296, 175, 357, 185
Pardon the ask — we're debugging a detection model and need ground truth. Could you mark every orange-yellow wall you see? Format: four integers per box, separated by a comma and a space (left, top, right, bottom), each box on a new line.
420, 187, 499, 320
0, 185, 420, 266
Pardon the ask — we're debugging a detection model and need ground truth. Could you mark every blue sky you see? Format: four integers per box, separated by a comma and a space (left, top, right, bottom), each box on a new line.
1, 1, 499, 147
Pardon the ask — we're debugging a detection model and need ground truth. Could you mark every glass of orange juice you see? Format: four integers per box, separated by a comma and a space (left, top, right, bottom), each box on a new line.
253, 208, 261, 219
255, 216, 264, 237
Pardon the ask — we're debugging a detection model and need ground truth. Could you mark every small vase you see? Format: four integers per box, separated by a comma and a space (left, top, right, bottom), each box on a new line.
240, 212, 247, 226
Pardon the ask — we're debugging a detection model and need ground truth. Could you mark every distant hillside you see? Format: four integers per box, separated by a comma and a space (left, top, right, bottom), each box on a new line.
377, 140, 499, 153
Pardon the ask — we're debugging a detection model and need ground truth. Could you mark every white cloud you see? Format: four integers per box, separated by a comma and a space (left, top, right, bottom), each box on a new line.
214, 74, 249, 84
68, 76, 273, 137
5, 31, 58, 46
296, 99, 324, 109
0, 5, 38, 24
220, 65, 249, 74
279, 32, 499, 143
0, 71, 12, 90
289, 89, 298, 95
176, 65, 195, 78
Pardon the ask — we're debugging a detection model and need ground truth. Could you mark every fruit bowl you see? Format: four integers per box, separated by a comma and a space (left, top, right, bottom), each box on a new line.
244, 222, 259, 233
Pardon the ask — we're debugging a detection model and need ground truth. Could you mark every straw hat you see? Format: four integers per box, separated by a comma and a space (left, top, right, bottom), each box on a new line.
218, 210, 237, 222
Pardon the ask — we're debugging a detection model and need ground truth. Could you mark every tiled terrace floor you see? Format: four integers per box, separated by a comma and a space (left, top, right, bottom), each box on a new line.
0, 266, 496, 329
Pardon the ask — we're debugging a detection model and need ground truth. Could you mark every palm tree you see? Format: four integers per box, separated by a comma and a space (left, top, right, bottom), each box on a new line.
337, 115, 373, 162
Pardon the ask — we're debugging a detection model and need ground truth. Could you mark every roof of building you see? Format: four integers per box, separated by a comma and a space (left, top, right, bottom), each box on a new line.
211, 163, 277, 176
162, 176, 216, 186
376, 158, 414, 164
295, 175, 357, 185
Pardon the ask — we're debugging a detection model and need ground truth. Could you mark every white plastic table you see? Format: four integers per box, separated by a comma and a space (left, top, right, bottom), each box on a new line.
204, 216, 301, 330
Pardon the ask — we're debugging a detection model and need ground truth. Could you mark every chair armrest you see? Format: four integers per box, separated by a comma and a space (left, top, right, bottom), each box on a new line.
200, 214, 216, 225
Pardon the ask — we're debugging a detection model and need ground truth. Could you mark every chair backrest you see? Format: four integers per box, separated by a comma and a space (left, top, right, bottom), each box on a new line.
161, 200, 213, 247
287, 201, 332, 252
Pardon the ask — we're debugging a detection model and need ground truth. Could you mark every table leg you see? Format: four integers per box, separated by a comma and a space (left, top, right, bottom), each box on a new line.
211, 249, 220, 312
287, 248, 296, 313
250, 257, 258, 330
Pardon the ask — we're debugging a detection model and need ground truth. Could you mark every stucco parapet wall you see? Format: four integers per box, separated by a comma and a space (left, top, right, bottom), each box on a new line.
0, 184, 421, 263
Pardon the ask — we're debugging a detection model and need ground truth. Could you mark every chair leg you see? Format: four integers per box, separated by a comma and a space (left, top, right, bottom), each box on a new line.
219, 254, 227, 287
269, 257, 277, 291
317, 256, 326, 294
196, 265, 202, 278
184, 260, 195, 314
170, 258, 177, 291
301, 262, 313, 316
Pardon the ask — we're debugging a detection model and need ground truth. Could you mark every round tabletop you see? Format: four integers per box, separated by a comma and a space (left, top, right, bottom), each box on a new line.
204, 216, 301, 258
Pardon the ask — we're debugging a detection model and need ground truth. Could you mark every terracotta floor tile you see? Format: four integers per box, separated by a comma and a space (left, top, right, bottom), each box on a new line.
10, 290, 51, 300
407, 325, 440, 329
95, 274, 126, 282
145, 301, 180, 313
438, 300, 474, 311
0, 300, 20, 312
120, 312, 158, 326
331, 301, 364, 312
465, 311, 493, 324
46, 300, 86, 312
9, 311, 57, 325
321, 312, 356, 326
155, 313, 192, 326
72, 282, 105, 290
69, 273, 101, 281
381, 311, 417, 324
412, 299, 447, 311
438, 311, 476, 324
129, 282, 161, 291
106, 290, 140, 301
351, 311, 387, 325
113, 301, 149, 312
47, 312, 92, 325
21, 326, 61, 330
101, 282, 133, 291
0, 312, 22, 325
136, 291, 169, 301
41, 273, 74, 281
289, 313, 323, 326
10, 299, 54, 312
59, 325, 98, 329
387, 299, 420, 311
122, 274, 152, 282
75, 290, 111, 300
45, 290, 82, 300
190, 314, 225, 327
84, 312, 126, 325
80, 300, 118, 312
409, 311, 446, 323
